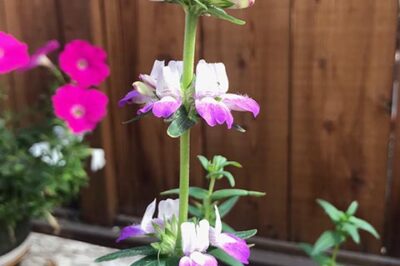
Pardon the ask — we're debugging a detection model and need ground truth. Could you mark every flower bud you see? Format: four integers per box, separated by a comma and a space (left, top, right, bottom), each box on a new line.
228, 0, 255, 9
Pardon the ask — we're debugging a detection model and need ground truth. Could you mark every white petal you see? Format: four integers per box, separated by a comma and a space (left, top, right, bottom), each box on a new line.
214, 206, 222, 234
168, 60, 183, 76
196, 220, 210, 253
158, 198, 179, 221
156, 64, 181, 99
190, 252, 218, 266
140, 199, 157, 233
90, 148, 106, 172
150, 60, 165, 80
181, 222, 197, 255
195, 59, 229, 98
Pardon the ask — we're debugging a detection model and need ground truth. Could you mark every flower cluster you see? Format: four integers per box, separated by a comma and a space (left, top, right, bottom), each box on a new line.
116, 199, 250, 266
0, 32, 109, 134
120, 59, 259, 129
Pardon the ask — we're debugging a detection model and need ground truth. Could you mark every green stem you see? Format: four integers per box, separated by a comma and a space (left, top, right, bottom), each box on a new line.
331, 244, 340, 265
178, 9, 199, 236
204, 178, 216, 220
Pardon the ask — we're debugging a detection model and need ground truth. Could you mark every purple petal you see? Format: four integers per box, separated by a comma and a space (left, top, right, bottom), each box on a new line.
215, 234, 250, 264
195, 97, 233, 129
179, 256, 193, 266
138, 102, 154, 114
190, 252, 218, 266
119, 90, 141, 107
116, 225, 146, 242
221, 93, 260, 117
152, 96, 181, 118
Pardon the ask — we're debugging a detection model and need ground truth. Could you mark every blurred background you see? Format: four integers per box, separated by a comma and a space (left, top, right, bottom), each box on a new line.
1, 0, 399, 261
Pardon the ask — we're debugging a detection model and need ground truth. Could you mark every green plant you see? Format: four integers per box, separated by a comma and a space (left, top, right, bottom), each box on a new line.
300, 199, 379, 266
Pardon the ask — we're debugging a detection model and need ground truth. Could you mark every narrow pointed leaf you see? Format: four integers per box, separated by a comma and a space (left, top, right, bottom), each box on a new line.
349, 216, 380, 239
317, 199, 343, 222
233, 229, 257, 240
197, 155, 209, 170
189, 204, 203, 217
346, 201, 359, 216
312, 231, 343, 256
131, 256, 163, 266
343, 223, 360, 244
211, 189, 265, 201
161, 187, 208, 200
206, 6, 246, 25
209, 248, 244, 266
219, 196, 240, 218
167, 106, 197, 138
222, 222, 236, 233
95, 246, 157, 262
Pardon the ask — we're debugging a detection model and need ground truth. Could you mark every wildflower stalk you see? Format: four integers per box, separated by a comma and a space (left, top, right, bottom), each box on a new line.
178, 9, 199, 239
331, 244, 340, 265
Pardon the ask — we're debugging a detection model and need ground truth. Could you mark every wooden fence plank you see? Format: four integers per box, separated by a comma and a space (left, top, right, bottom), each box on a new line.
290, 0, 397, 253
201, 0, 290, 239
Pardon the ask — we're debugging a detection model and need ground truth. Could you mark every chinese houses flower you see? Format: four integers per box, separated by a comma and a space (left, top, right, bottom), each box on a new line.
59, 40, 110, 87
0, 31, 30, 74
117, 198, 179, 242
52, 84, 108, 134
119, 60, 183, 118
195, 59, 259, 129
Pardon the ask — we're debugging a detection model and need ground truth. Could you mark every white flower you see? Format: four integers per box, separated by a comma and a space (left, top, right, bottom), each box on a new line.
90, 148, 106, 172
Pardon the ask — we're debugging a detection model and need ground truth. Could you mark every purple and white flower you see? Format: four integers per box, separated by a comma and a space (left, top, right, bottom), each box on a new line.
180, 220, 218, 266
210, 207, 250, 264
20, 40, 60, 71
117, 198, 179, 242
195, 59, 260, 129
119, 60, 183, 118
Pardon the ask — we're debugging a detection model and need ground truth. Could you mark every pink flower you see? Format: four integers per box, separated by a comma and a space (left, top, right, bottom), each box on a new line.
59, 40, 110, 87
228, 0, 255, 9
0, 31, 30, 74
20, 40, 60, 71
52, 84, 108, 134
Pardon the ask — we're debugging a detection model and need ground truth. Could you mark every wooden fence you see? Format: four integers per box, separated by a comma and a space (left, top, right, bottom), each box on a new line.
1, 0, 399, 257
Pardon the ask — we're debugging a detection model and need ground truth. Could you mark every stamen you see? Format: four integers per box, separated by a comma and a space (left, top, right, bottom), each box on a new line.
71, 104, 86, 118
76, 59, 88, 70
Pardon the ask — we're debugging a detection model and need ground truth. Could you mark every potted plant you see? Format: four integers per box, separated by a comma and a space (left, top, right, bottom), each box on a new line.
0, 33, 109, 265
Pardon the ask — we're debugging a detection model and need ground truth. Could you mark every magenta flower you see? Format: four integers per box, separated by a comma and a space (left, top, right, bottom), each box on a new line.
195, 60, 260, 129
59, 40, 110, 87
52, 84, 108, 134
119, 60, 183, 118
0, 31, 30, 74
20, 40, 60, 71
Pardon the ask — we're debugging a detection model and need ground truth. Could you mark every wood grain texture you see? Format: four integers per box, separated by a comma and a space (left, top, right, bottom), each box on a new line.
201, 0, 290, 239
289, 0, 397, 253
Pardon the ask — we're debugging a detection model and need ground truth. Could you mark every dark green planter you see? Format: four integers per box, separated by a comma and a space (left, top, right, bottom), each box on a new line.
0, 219, 31, 256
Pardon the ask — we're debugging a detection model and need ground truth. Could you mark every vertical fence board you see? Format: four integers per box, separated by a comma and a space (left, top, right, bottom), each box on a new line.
201, 0, 290, 239
290, 0, 397, 253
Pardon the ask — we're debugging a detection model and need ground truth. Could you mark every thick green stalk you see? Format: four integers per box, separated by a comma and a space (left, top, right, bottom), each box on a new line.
331, 244, 340, 265
178, 10, 199, 228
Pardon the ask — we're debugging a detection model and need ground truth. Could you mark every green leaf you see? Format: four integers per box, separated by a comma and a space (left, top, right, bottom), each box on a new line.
346, 201, 359, 216
349, 216, 380, 239
312, 231, 343, 256
167, 107, 197, 138
317, 199, 343, 222
299, 243, 332, 266
197, 155, 209, 170
222, 222, 236, 233
95, 246, 157, 262
343, 223, 360, 244
224, 161, 243, 168
233, 229, 257, 240
161, 187, 208, 200
209, 248, 244, 266
210, 0, 235, 8
219, 196, 240, 218
206, 5, 246, 25
131, 256, 162, 266
211, 189, 265, 201
192, 0, 209, 10
189, 204, 203, 217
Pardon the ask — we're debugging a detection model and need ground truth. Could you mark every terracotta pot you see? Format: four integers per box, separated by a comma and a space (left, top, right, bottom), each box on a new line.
0, 219, 31, 266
